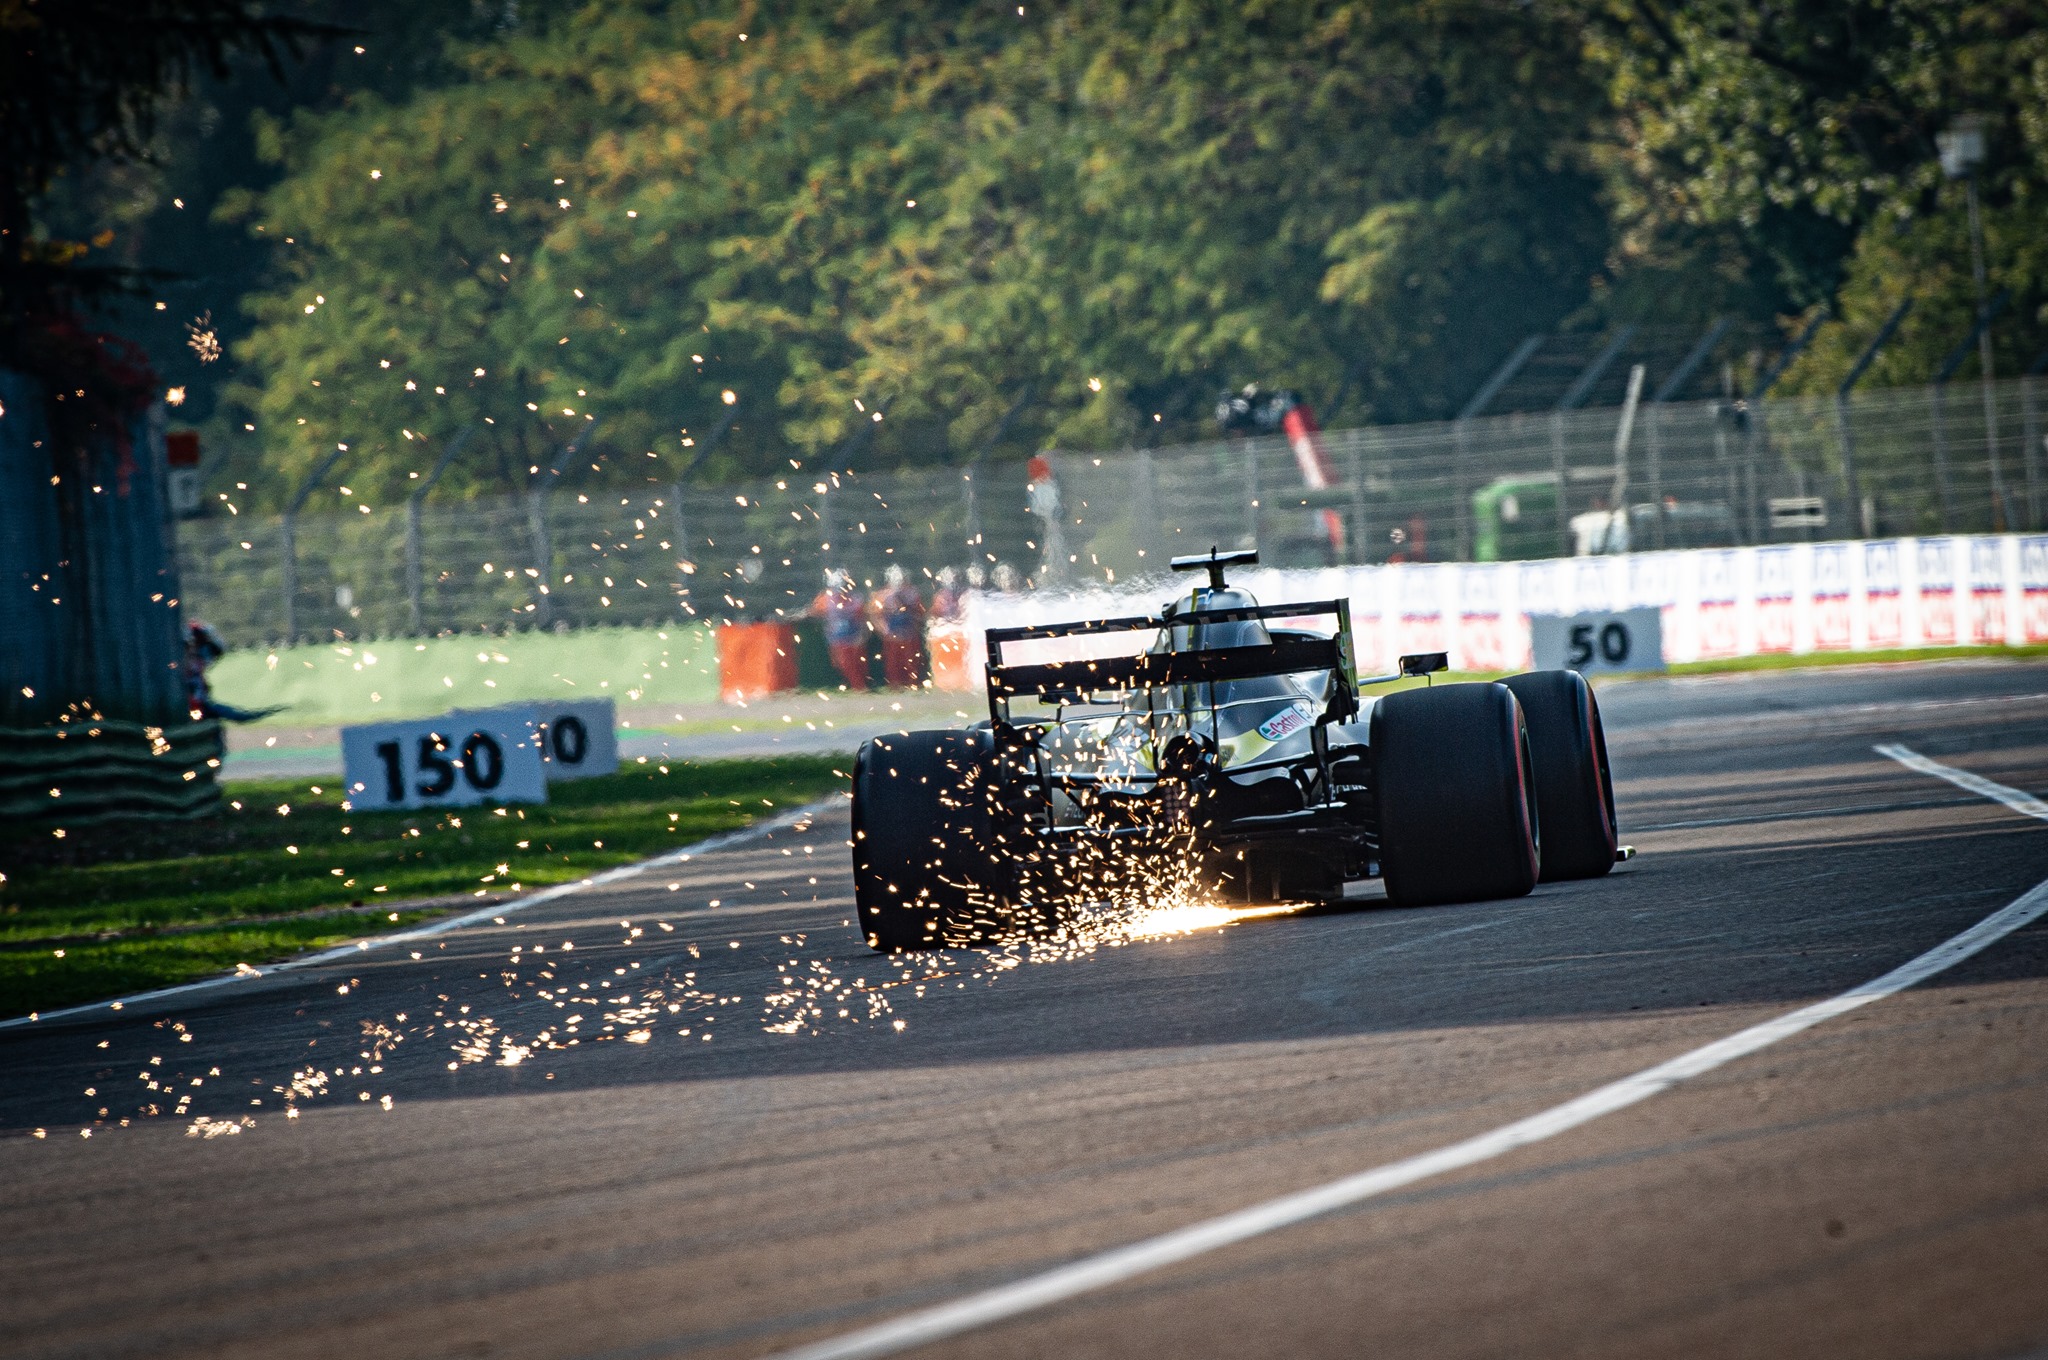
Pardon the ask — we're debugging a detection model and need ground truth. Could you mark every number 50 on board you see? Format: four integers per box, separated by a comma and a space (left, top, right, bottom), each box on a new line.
1528, 607, 1666, 676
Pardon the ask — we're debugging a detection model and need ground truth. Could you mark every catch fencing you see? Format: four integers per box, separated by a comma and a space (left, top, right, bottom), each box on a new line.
174, 377, 2048, 646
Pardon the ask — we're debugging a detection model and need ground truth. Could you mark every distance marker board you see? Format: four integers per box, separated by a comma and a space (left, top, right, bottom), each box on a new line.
1528, 607, 1665, 675
341, 708, 549, 812
533, 698, 618, 781
340, 699, 619, 810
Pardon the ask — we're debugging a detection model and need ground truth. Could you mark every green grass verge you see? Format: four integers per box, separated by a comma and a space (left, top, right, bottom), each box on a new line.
207, 622, 722, 728
1664, 642, 2048, 675
0, 910, 450, 1018
0, 755, 847, 1018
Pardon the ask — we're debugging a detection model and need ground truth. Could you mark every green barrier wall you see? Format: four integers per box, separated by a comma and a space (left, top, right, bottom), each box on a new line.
0, 719, 224, 824
206, 624, 722, 726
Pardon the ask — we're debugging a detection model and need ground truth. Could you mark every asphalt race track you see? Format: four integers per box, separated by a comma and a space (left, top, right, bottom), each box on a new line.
5, 660, 2048, 1360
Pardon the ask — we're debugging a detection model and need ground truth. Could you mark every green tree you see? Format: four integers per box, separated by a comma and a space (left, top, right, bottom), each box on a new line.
0, 0, 335, 327
229, 0, 1619, 499
222, 10, 650, 503
1588, 0, 2048, 385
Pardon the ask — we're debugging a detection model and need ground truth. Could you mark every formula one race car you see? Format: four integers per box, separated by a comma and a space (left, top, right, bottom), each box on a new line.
851, 548, 1622, 952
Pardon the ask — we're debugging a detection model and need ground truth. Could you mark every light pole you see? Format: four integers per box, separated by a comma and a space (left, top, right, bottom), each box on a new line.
1937, 116, 2008, 529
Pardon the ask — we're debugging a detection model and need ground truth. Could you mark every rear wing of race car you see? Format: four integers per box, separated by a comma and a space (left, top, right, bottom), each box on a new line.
984, 599, 1360, 727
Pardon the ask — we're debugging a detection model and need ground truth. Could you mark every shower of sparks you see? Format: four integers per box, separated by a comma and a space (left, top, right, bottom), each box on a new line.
186, 312, 222, 363
1123, 901, 1302, 936
31, 563, 1328, 1146
36, 809, 1309, 1141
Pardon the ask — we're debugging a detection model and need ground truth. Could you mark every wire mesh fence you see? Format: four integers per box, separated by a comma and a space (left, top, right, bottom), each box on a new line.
175, 377, 2048, 645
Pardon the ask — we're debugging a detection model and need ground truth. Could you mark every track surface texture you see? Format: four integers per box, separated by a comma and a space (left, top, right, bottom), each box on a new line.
5, 659, 2048, 1360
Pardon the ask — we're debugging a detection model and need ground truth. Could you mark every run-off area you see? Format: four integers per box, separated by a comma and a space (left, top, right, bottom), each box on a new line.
2, 661, 2047, 1360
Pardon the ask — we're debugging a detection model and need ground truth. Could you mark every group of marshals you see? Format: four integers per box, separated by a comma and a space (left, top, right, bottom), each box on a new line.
808, 564, 964, 691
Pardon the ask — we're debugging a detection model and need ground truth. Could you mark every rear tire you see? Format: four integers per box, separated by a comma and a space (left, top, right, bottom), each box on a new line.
852, 729, 1014, 951
1501, 669, 1617, 881
1371, 683, 1539, 907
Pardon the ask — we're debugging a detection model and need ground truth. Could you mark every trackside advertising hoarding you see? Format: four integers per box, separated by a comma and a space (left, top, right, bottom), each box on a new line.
950, 535, 2048, 682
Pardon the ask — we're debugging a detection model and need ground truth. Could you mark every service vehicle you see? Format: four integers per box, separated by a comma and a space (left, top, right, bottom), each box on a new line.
852, 548, 1624, 951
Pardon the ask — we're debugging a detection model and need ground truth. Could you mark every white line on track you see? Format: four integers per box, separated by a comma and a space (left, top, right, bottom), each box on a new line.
1875, 743, 2048, 821
757, 748, 2048, 1360
0, 794, 844, 1033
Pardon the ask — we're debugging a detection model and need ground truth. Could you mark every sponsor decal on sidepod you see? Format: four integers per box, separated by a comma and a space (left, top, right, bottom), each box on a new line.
1257, 705, 1310, 743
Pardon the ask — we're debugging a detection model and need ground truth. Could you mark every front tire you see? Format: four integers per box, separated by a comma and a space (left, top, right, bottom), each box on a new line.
1501, 669, 1617, 881
1371, 683, 1539, 907
851, 729, 1014, 951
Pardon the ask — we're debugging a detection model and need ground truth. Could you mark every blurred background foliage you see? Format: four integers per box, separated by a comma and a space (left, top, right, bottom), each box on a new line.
12, 0, 2048, 506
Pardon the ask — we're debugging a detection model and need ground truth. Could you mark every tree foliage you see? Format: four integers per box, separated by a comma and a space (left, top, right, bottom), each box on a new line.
27, 0, 2048, 504
226, 0, 1615, 497
1589, 0, 2048, 388
0, 0, 336, 326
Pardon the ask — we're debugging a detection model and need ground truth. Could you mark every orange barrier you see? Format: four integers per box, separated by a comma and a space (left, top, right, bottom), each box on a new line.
928, 620, 976, 692
716, 621, 799, 702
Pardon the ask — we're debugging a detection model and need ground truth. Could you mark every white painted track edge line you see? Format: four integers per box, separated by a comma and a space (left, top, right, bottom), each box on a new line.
755, 747, 2048, 1360
0, 794, 846, 1032
1874, 743, 2048, 821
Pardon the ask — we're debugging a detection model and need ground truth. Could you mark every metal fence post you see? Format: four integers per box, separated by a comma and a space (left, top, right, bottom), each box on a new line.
964, 387, 1029, 570
405, 425, 475, 636
1740, 310, 1829, 546
1644, 319, 1731, 549
1830, 397, 1861, 536
662, 397, 740, 621
1451, 423, 1474, 561
1348, 443, 1367, 565
530, 420, 600, 628
403, 502, 422, 634
1133, 450, 1158, 565
1243, 441, 1260, 548
819, 475, 836, 582
279, 512, 296, 645
1832, 300, 1912, 538
527, 490, 553, 627
1549, 412, 1570, 556
668, 478, 693, 615
1930, 289, 2009, 533
280, 444, 349, 645
1644, 405, 1668, 548
2024, 349, 2048, 530
1607, 366, 1647, 546
1930, 383, 1958, 532
962, 466, 981, 568
1745, 405, 1766, 545
1975, 282, 2010, 532
1543, 327, 1638, 552
1714, 404, 1743, 545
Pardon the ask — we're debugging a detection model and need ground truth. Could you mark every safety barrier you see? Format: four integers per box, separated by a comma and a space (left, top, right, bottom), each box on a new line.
716, 621, 800, 702
0, 718, 224, 825
957, 534, 2048, 680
